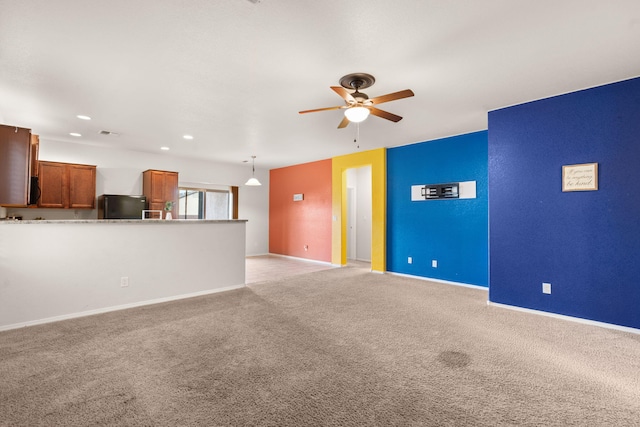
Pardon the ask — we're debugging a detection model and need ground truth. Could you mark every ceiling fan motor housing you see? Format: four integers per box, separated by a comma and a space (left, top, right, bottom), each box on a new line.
339, 73, 375, 91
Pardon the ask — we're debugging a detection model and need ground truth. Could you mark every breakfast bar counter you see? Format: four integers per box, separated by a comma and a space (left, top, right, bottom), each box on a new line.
0, 219, 247, 330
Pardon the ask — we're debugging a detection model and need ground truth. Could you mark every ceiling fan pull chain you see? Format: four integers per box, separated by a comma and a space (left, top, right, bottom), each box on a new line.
354, 123, 360, 149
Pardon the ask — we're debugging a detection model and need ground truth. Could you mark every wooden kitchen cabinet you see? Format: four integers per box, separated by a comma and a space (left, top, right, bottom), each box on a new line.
143, 169, 178, 218
38, 161, 96, 209
0, 124, 32, 206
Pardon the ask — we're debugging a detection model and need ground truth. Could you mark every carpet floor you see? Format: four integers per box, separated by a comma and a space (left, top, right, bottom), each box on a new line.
1, 265, 640, 426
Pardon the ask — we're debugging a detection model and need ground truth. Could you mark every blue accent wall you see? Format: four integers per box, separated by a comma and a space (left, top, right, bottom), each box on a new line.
387, 131, 488, 286
488, 77, 640, 329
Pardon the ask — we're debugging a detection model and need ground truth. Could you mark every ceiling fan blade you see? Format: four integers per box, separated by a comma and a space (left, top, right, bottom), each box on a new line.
299, 105, 345, 114
337, 116, 350, 129
369, 107, 403, 122
369, 89, 414, 105
331, 86, 356, 103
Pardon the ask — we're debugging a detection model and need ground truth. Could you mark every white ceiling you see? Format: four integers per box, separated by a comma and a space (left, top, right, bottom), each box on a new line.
1, 1, 639, 169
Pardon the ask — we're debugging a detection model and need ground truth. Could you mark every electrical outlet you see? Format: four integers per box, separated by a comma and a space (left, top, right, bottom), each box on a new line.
120, 277, 129, 287
432, 260, 438, 268
408, 257, 412, 264
542, 282, 551, 294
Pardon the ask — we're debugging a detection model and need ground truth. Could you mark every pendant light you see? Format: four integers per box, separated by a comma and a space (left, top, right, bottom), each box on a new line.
245, 155, 261, 186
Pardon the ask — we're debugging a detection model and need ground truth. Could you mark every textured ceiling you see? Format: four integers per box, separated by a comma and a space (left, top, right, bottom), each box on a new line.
1, 1, 639, 169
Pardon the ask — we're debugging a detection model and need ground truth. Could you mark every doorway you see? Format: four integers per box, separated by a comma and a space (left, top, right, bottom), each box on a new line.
346, 166, 372, 263
331, 148, 385, 271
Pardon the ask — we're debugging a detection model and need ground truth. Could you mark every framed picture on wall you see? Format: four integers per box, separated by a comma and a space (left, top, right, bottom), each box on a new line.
562, 163, 598, 192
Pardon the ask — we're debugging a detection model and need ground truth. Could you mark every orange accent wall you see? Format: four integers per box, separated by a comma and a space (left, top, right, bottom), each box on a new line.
269, 159, 332, 262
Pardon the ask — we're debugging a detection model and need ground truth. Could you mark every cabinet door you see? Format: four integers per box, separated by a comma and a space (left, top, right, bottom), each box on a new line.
0, 125, 31, 206
164, 172, 178, 216
69, 164, 96, 209
38, 161, 66, 208
150, 171, 166, 204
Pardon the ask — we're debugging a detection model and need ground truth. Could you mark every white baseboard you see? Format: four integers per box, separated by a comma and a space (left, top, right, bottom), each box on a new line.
488, 301, 640, 336
387, 271, 488, 291
267, 253, 334, 266
0, 284, 246, 332
387, 273, 640, 334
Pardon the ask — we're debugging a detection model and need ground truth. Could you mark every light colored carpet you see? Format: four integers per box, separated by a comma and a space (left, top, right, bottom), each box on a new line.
245, 254, 336, 284
1, 266, 640, 426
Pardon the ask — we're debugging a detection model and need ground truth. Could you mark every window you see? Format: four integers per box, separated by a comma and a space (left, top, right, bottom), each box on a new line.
178, 187, 233, 220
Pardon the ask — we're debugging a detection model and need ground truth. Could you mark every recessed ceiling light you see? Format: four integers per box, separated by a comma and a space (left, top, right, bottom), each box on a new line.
76, 115, 91, 120
183, 135, 194, 140
160, 146, 170, 151
70, 132, 82, 137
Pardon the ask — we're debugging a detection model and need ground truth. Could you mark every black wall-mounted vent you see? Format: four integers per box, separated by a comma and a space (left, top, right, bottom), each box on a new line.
420, 183, 459, 199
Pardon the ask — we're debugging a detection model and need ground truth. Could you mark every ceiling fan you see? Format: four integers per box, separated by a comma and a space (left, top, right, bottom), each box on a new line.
299, 73, 414, 128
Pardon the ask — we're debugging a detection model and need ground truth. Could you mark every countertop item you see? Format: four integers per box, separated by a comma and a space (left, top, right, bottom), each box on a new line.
0, 219, 247, 224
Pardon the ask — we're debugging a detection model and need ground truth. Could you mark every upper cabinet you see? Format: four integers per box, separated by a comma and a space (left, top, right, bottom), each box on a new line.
0, 124, 33, 207
38, 161, 96, 209
143, 169, 178, 218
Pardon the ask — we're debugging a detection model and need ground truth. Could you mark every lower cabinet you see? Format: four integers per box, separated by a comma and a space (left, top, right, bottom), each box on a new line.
38, 161, 96, 209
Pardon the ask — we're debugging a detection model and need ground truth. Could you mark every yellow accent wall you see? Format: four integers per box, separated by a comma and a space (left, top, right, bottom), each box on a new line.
332, 148, 386, 272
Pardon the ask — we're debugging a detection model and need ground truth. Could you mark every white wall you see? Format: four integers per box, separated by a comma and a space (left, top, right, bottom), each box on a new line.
7, 139, 269, 255
346, 166, 372, 262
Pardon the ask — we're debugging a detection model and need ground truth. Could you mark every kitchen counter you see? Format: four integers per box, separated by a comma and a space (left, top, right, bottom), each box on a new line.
0, 219, 247, 330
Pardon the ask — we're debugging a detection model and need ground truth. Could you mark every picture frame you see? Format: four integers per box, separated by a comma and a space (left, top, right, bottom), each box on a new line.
562, 163, 598, 192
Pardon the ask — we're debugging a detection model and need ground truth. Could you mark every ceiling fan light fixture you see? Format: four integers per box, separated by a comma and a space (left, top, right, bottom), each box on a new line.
344, 106, 370, 123
245, 155, 262, 186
